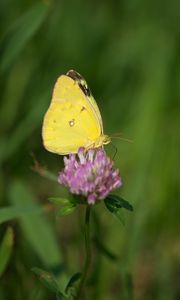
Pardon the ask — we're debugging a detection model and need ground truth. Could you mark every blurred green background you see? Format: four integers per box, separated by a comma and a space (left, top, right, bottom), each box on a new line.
0, 0, 180, 299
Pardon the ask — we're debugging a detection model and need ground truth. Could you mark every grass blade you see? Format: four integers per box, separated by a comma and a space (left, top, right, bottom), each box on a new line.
0, 227, 14, 277
0, 2, 49, 72
8, 180, 62, 269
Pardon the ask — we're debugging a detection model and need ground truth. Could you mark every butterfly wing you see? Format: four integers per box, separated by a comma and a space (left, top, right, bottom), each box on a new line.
42, 74, 102, 154
67, 70, 104, 132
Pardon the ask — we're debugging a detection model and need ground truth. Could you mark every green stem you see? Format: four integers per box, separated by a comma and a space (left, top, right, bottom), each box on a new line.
76, 205, 92, 299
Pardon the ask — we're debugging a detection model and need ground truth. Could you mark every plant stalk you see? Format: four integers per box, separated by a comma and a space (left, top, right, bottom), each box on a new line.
76, 205, 91, 299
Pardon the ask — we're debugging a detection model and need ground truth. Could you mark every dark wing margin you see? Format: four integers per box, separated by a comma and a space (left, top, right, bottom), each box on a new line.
66, 70, 83, 81
66, 70, 91, 97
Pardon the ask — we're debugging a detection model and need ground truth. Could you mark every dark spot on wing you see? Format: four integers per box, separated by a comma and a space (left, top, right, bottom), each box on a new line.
79, 83, 91, 97
80, 106, 86, 112
66, 70, 83, 81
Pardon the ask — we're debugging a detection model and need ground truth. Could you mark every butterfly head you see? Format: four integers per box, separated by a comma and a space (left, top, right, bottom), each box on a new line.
94, 134, 111, 148
103, 134, 111, 145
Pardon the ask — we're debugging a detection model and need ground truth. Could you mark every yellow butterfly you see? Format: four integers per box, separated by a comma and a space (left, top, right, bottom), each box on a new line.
42, 70, 110, 155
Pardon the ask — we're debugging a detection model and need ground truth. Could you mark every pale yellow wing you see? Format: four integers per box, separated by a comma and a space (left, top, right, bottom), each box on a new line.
42, 74, 102, 155
66, 70, 104, 131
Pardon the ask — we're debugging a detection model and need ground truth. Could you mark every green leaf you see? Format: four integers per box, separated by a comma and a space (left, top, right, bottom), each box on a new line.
105, 195, 133, 212
104, 195, 133, 224
0, 205, 43, 225
8, 181, 64, 273
65, 272, 82, 297
49, 197, 77, 217
0, 227, 14, 277
0, 2, 49, 72
32, 267, 66, 297
57, 204, 76, 217
49, 197, 72, 206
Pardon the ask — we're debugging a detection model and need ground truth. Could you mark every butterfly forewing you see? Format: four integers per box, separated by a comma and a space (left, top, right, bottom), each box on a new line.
67, 70, 104, 132
42, 74, 102, 154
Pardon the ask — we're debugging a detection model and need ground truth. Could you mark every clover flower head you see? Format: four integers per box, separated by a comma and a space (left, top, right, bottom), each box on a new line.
58, 148, 122, 204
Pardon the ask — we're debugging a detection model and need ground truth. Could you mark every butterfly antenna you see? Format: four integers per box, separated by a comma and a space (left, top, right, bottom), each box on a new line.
110, 133, 134, 144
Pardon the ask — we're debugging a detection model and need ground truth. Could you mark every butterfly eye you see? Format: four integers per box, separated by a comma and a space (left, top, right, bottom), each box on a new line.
69, 119, 75, 127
